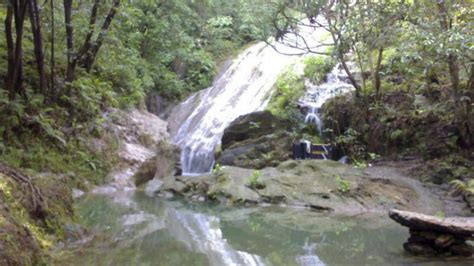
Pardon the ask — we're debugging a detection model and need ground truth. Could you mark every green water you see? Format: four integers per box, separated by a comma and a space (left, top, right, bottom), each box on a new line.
60, 192, 472, 266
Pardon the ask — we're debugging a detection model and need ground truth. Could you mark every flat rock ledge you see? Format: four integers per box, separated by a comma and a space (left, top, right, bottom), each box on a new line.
389, 209, 474, 257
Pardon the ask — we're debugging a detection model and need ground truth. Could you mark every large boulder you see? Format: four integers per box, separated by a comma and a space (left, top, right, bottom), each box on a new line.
221, 111, 290, 149
134, 141, 180, 187
389, 209, 474, 257
217, 111, 293, 169
218, 131, 292, 169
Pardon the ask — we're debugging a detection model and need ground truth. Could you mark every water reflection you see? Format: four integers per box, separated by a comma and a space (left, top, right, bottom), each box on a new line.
61, 192, 472, 266
166, 209, 265, 266
296, 237, 325, 266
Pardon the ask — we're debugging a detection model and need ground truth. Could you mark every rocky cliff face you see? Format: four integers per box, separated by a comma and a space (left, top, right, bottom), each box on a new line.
91, 108, 180, 194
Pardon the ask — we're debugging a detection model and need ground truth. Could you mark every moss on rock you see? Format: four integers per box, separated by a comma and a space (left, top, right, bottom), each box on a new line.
0, 165, 75, 265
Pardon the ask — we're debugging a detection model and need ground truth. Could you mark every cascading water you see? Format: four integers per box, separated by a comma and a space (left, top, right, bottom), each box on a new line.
300, 64, 355, 137
173, 24, 327, 175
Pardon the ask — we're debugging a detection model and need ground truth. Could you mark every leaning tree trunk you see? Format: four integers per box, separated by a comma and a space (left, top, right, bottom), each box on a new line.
81, 0, 121, 72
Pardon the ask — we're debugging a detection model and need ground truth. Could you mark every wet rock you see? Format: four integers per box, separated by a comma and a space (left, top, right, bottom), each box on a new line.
133, 142, 180, 187
221, 111, 290, 150
93, 108, 179, 193
218, 111, 293, 169
134, 156, 159, 187
434, 234, 455, 249
218, 132, 292, 169
450, 244, 474, 257
72, 188, 85, 199
411, 230, 438, 241
145, 178, 164, 196
145, 91, 171, 117
403, 242, 437, 256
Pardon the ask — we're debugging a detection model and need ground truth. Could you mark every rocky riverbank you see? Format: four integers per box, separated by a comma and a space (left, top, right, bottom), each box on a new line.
0, 108, 179, 265
90, 108, 179, 195
153, 159, 467, 216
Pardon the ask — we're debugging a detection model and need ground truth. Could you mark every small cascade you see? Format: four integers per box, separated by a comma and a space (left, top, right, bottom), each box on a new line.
304, 107, 323, 136
301, 64, 355, 138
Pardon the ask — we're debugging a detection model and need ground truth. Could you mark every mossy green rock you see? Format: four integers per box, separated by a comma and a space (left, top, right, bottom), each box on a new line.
159, 160, 415, 215
0, 166, 75, 265
221, 111, 291, 149
218, 111, 293, 169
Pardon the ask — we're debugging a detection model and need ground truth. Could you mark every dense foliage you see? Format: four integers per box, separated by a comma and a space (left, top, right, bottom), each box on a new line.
261, 0, 473, 183
0, 0, 268, 182
262, 0, 473, 144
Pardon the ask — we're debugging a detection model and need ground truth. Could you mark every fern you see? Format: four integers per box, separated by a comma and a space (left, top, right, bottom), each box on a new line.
449, 179, 474, 196
450, 179, 466, 190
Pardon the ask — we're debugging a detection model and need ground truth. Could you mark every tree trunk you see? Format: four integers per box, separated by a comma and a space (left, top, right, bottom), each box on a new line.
12, 0, 28, 99
437, 0, 460, 102
50, 0, 55, 97
64, 0, 75, 82
340, 54, 361, 96
28, 0, 47, 94
468, 62, 474, 93
5, 3, 15, 99
326, 16, 361, 97
374, 47, 384, 101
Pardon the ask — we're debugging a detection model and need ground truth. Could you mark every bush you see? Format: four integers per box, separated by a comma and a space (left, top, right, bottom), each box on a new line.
303, 56, 335, 84
247, 170, 265, 189
267, 69, 305, 122
335, 175, 351, 192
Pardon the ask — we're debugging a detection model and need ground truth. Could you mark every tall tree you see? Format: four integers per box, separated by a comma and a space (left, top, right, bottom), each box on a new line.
27, 0, 47, 94
436, 0, 460, 102
5, 0, 28, 99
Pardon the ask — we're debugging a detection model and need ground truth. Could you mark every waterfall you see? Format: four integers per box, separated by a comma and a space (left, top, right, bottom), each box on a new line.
301, 64, 354, 138
172, 23, 328, 175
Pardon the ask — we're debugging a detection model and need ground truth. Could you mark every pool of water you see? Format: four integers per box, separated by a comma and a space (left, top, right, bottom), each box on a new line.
59, 192, 472, 265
